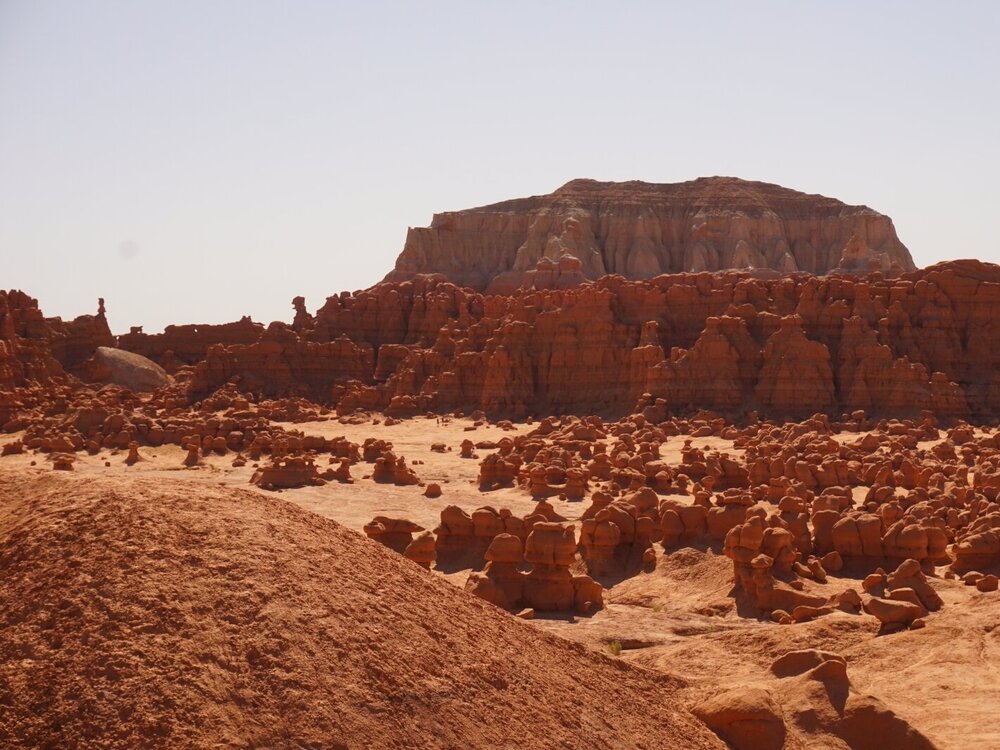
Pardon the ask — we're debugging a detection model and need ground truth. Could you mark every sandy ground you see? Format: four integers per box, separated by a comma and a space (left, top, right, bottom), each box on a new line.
0, 416, 736, 537
3, 418, 999, 749
0, 471, 723, 749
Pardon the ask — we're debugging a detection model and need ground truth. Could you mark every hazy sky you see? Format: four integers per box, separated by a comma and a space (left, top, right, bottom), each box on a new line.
2, 1, 998, 333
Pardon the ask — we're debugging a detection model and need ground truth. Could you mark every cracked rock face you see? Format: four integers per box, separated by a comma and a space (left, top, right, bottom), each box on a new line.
385, 176, 916, 291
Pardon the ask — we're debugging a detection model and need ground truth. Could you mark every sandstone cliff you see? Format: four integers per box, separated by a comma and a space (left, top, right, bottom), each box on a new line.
117, 318, 265, 371
97, 260, 998, 421
11, 259, 1000, 423
0, 290, 64, 390
385, 177, 916, 292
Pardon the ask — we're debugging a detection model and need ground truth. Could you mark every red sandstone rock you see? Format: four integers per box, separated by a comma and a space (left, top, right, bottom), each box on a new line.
402, 531, 436, 569
251, 456, 320, 490
864, 596, 924, 630
976, 574, 998, 592
124, 441, 141, 466
386, 177, 914, 291
465, 533, 525, 610
50, 452, 75, 471
80, 347, 169, 392
699, 650, 939, 750
363, 517, 424, 554
323, 457, 354, 484
14, 260, 976, 421
465, 525, 603, 614
117, 317, 264, 370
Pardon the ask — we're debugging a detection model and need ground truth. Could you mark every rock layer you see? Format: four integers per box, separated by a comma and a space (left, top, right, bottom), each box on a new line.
0, 291, 114, 389
153, 261, 1000, 420
4, 259, 1000, 421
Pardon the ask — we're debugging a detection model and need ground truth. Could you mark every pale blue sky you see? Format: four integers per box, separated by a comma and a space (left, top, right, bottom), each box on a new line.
1, 1, 998, 332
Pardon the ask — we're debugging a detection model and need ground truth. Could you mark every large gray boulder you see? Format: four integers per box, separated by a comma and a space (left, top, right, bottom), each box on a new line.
84, 346, 169, 392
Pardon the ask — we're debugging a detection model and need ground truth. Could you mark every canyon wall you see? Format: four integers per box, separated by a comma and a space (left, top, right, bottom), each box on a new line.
385, 177, 916, 292
117, 318, 265, 370
7, 257, 1000, 422
95, 260, 1000, 421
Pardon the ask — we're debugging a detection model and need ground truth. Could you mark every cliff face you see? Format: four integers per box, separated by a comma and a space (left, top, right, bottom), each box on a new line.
0, 291, 62, 390
0, 291, 114, 390
107, 260, 996, 421
117, 318, 265, 371
7, 259, 1000, 422
385, 177, 916, 292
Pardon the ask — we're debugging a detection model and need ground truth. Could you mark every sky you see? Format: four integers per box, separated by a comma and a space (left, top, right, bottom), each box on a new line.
1, 1, 998, 333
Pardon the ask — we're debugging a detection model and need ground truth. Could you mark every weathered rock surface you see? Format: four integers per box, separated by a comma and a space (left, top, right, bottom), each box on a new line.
386, 177, 916, 291
166, 261, 1000, 420
81, 347, 170, 392
7, 257, 1000, 423
117, 317, 265, 371
0, 290, 74, 389
696, 651, 937, 750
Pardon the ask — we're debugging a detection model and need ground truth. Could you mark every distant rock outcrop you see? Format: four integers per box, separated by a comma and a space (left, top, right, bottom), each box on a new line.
81, 347, 169, 392
8, 257, 1000, 422
0, 290, 65, 390
385, 177, 916, 291
0, 291, 112, 389
84, 259, 996, 420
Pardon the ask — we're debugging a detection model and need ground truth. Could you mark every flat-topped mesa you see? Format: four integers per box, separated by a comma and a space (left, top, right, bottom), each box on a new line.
385, 177, 916, 292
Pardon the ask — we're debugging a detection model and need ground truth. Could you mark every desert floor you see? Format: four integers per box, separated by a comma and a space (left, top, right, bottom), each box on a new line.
3, 416, 998, 749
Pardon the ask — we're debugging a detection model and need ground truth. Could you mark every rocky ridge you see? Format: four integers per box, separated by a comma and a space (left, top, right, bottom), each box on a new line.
4, 260, 1000, 421
40, 260, 992, 421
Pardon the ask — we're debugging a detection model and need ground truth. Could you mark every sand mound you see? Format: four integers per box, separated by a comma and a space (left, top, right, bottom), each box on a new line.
0, 471, 722, 749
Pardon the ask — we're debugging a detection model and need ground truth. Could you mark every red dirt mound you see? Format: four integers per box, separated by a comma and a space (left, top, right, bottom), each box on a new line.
0, 471, 722, 749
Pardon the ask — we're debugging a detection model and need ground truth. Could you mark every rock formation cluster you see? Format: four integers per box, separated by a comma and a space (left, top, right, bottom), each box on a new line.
54, 259, 999, 422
